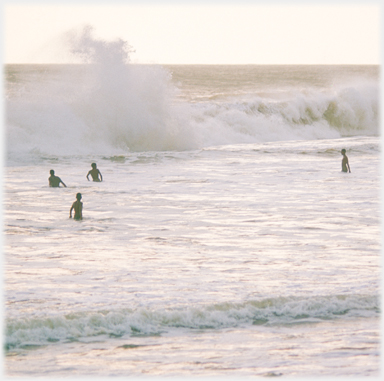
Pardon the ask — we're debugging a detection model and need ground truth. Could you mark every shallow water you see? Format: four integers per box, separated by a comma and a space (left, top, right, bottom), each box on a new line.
4, 58, 380, 376
4, 136, 380, 377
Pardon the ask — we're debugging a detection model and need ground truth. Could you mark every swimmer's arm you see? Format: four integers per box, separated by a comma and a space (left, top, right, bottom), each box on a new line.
69, 203, 74, 218
60, 179, 67, 187
347, 158, 351, 173
86, 171, 91, 181
99, 170, 103, 181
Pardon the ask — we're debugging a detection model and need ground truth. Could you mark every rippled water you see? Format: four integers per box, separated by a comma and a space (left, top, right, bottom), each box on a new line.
4, 136, 380, 377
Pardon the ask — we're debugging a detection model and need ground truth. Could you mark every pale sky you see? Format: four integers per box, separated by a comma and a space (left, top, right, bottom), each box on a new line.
3, 1, 382, 64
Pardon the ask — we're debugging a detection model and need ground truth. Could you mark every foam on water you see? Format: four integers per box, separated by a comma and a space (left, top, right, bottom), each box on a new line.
5, 28, 379, 163
4, 28, 381, 377
5, 294, 379, 350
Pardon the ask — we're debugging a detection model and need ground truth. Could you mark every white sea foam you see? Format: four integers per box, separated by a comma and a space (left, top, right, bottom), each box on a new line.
5, 294, 379, 349
5, 28, 379, 163
4, 28, 381, 377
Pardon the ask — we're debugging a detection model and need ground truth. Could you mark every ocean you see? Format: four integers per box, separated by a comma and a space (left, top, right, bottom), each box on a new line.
3, 45, 380, 377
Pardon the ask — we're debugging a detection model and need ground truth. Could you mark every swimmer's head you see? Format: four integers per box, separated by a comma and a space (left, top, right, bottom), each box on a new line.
341, 149, 346, 155
50, 169, 55, 175
91, 163, 97, 169
76, 193, 82, 200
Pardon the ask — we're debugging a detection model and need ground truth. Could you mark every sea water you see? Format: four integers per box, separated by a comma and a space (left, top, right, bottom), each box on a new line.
3, 32, 381, 377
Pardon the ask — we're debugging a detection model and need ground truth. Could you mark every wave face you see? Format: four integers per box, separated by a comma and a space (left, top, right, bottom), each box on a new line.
5, 28, 379, 161
5, 294, 379, 350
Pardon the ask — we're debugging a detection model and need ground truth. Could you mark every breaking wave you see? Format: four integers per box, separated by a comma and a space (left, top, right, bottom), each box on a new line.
5, 294, 379, 350
5, 27, 379, 162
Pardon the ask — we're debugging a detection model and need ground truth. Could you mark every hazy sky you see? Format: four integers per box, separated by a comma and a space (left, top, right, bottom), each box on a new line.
3, 1, 381, 64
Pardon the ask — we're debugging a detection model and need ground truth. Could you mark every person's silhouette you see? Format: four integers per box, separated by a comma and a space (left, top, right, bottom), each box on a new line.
49, 170, 67, 187
70, 193, 83, 220
87, 163, 103, 182
341, 149, 351, 173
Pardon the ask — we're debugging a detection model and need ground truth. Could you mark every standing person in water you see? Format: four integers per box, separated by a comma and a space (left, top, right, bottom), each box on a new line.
49, 169, 67, 187
87, 163, 103, 182
341, 149, 351, 173
70, 193, 83, 220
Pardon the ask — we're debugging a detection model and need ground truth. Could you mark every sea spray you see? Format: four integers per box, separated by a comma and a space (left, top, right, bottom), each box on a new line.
66, 25, 134, 65
5, 29, 379, 163
65, 26, 196, 151
6, 27, 197, 160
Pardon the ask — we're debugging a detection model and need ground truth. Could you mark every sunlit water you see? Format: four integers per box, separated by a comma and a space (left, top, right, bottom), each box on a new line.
3, 53, 380, 377
5, 136, 380, 376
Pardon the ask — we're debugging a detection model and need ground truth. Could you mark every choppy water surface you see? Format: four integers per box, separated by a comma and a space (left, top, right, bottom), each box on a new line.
3, 34, 381, 376
4, 136, 380, 377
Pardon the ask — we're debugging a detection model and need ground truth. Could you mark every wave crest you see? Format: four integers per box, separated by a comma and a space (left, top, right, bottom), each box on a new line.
5, 28, 379, 162
6, 294, 379, 350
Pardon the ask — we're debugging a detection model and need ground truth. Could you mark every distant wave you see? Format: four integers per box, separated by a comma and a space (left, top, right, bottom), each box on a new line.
5, 294, 379, 350
5, 27, 379, 162
6, 74, 378, 160
187, 82, 378, 145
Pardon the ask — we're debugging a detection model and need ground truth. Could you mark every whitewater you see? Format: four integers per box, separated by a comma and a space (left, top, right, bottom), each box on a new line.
4, 31, 380, 377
